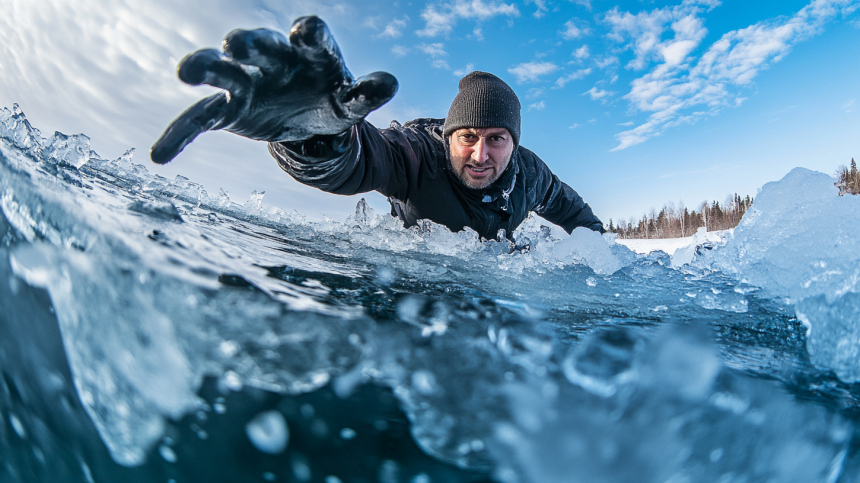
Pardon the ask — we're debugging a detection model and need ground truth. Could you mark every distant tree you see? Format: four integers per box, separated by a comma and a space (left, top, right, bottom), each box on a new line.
680, 207, 688, 237
836, 159, 859, 195
852, 158, 859, 194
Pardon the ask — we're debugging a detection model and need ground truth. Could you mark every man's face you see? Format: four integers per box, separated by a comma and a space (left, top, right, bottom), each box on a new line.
448, 127, 514, 190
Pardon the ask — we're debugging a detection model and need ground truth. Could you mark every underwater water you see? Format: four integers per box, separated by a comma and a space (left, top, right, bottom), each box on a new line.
1, 104, 860, 483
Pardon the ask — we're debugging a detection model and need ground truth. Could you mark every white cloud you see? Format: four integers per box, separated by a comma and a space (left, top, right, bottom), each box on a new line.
508, 61, 559, 83
561, 19, 588, 39
555, 68, 592, 88
380, 17, 409, 39
432, 59, 451, 70
392, 45, 409, 57
843, 99, 856, 113
417, 0, 520, 37
569, 123, 583, 129
604, 1, 714, 70
573, 45, 590, 60
472, 27, 485, 41
610, 0, 855, 151
595, 56, 619, 69
527, 87, 546, 99
583, 86, 615, 100
417, 42, 448, 57
453, 63, 476, 76
573, 0, 592, 11
527, 0, 548, 18
529, 100, 546, 110
617, 121, 634, 126
364, 16, 382, 31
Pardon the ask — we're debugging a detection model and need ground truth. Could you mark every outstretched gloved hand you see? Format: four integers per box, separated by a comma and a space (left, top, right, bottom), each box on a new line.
150, 16, 398, 164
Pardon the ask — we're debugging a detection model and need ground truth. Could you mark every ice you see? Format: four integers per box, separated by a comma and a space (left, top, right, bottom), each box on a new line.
44, 131, 92, 168
695, 289, 749, 313
9, 244, 200, 466
245, 410, 289, 454
491, 324, 849, 483
708, 168, 860, 381
1, 105, 858, 481
712, 168, 860, 303
669, 227, 730, 267
126, 200, 183, 222
552, 227, 622, 275
796, 293, 860, 382
0, 104, 46, 156
562, 327, 638, 398
348, 197, 376, 228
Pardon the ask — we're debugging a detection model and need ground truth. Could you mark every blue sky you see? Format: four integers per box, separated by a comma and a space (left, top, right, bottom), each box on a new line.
1, 0, 858, 226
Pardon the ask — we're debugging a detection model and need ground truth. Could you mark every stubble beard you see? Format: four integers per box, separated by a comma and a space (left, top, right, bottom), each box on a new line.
447, 153, 510, 190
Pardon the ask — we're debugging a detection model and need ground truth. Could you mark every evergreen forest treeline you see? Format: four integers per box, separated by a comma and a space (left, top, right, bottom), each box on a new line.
607, 194, 754, 239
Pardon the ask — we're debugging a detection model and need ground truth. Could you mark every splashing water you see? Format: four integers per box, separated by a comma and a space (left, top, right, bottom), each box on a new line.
1, 104, 859, 482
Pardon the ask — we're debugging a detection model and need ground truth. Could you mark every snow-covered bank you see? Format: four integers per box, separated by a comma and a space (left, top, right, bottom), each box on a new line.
616, 229, 730, 257
616, 228, 731, 267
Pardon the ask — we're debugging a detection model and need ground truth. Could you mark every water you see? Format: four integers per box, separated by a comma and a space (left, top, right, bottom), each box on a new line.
1, 104, 859, 482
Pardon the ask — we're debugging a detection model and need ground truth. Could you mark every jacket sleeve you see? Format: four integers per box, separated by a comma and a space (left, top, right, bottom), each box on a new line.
267, 120, 437, 201
526, 149, 605, 234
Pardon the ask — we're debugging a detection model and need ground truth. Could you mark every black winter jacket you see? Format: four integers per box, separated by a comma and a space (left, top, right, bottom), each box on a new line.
269, 118, 603, 240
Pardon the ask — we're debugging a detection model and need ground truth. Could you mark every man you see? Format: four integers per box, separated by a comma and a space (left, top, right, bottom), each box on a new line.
152, 16, 603, 240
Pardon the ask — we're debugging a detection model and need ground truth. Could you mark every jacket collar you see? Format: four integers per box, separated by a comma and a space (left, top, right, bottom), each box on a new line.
479, 149, 519, 212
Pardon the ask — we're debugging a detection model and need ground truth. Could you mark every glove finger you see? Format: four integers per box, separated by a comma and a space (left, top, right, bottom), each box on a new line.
223, 28, 295, 76
288, 16, 349, 80
178, 48, 252, 98
339, 72, 399, 121
150, 92, 230, 164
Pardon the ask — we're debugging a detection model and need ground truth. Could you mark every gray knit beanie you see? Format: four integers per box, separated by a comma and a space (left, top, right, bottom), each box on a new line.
443, 71, 521, 146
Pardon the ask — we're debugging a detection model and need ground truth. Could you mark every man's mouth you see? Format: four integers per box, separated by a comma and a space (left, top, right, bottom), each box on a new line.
467, 165, 491, 175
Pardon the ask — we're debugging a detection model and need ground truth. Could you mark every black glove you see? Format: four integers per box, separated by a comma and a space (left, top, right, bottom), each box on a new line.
150, 16, 398, 164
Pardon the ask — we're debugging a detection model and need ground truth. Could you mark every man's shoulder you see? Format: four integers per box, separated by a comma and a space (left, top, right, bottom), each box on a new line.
515, 144, 546, 170
400, 118, 445, 130
387, 118, 445, 142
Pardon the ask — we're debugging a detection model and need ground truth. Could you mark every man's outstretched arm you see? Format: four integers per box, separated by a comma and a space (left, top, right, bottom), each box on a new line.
151, 16, 397, 164
523, 148, 605, 234
268, 119, 444, 202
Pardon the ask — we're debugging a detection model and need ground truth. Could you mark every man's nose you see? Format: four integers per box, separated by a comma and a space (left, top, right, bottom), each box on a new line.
471, 138, 490, 163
